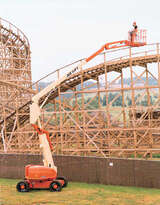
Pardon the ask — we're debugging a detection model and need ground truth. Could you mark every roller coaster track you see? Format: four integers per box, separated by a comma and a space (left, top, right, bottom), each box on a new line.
0, 18, 30, 68
2, 18, 160, 157
0, 17, 31, 123
1, 44, 160, 133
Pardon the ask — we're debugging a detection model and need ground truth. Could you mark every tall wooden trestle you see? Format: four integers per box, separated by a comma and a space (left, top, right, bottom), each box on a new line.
1, 18, 160, 158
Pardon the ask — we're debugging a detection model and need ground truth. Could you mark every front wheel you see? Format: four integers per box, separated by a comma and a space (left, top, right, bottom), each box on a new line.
16, 181, 29, 192
56, 176, 68, 188
50, 180, 62, 192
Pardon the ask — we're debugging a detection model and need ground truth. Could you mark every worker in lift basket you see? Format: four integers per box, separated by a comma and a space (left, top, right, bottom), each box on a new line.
130, 22, 138, 43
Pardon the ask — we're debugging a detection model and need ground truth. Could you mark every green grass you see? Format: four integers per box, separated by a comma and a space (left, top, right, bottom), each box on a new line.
1, 178, 160, 205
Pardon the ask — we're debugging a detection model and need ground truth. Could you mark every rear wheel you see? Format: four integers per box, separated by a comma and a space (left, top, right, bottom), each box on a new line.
56, 176, 68, 188
50, 180, 62, 192
16, 181, 29, 192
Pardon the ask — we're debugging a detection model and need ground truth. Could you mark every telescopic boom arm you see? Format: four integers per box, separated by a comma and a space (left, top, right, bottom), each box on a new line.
30, 26, 146, 170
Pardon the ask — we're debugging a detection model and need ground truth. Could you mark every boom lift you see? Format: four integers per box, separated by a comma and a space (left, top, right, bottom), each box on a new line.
16, 23, 146, 192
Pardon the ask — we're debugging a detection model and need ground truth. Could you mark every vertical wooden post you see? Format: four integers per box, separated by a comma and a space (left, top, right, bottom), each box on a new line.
57, 70, 63, 154
121, 71, 126, 127
104, 52, 111, 156
97, 76, 102, 148
129, 47, 137, 158
145, 64, 152, 157
80, 61, 86, 156
74, 86, 80, 153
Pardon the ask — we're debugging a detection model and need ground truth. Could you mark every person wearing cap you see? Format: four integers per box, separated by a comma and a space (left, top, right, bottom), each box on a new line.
133, 22, 138, 30
130, 22, 138, 42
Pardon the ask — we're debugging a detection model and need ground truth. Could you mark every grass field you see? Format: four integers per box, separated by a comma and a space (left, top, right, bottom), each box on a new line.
0, 178, 160, 205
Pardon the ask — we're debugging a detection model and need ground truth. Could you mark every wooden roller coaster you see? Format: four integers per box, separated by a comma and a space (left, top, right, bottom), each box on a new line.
1, 18, 160, 158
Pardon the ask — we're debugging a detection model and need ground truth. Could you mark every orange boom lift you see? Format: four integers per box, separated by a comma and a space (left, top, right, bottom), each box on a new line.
16, 22, 146, 192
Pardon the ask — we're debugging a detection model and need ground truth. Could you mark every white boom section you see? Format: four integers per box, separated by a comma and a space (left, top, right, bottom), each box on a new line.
29, 31, 144, 169
37, 119, 57, 172
30, 61, 86, 170
30, 61, 86, 125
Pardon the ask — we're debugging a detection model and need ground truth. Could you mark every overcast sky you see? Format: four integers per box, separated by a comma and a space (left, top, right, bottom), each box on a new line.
1, 0, 160, 81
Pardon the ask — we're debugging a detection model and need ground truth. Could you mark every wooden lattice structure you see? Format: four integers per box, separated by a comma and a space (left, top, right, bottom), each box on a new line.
1, 18, 160, 158
0, 17, 32, 151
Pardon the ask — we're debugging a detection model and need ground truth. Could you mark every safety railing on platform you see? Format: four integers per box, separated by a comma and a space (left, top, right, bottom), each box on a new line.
128, 29, 147, 44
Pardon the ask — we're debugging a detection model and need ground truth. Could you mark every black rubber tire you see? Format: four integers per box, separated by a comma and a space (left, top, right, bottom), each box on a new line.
56, 176, 68, 188
16, 181, 29, 192
50, 180, 62, 192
